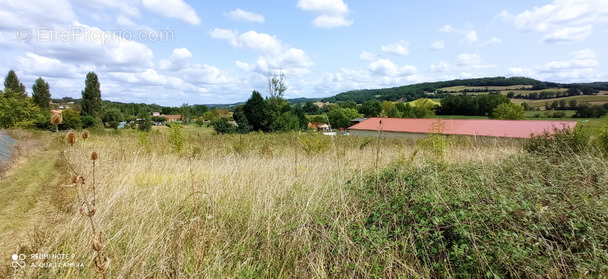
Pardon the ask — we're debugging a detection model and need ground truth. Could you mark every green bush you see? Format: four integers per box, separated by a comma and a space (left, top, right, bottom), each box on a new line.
347, 152, 608, 277
297, 133, 331, 154
524, 126, 589, 154
168, 124, 185, 153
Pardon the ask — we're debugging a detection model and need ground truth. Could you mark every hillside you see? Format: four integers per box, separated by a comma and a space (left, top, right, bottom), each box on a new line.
321, 76, 608, 103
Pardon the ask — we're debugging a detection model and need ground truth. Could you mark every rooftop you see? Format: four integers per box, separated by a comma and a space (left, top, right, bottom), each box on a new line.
348, 118, 578, 138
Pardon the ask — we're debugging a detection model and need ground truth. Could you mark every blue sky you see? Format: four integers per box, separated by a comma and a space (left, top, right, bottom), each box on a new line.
0, 0, 606, 106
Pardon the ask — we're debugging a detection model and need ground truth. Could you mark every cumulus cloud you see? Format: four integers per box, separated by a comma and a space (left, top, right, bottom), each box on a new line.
541, 25, 592, 43
368, 58, 417, 77
141, 0, 200, 25
381, 40, 409, 56
209, 28, 312, 72
225, 9, 265, 23
159, 48, 192, 71
456, 53, 482, 66
297, 0, 353, 28
482, 37, 502, 46
430, 40, 445, 50
359, 51, 377, 61
430, 61, 450, 72
440, 24, 478, 44
0, 0, 76, 29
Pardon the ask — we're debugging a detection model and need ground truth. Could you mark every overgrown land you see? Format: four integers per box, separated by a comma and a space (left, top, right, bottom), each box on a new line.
1, 123, 607, 278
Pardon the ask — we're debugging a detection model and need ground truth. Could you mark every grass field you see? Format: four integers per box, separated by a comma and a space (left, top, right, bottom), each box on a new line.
512, 95, 608, 108
1, 127, 607, 278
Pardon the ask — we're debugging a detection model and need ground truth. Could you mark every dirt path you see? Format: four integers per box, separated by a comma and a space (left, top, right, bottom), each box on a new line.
0, 148, 67, 273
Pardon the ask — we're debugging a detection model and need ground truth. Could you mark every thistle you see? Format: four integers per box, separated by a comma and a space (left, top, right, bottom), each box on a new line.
51, 114, 62, 132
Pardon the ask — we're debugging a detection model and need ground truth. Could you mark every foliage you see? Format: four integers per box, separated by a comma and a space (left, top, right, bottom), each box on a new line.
338, 100, 357, 110
574, 104, 607, 118
302, 101, 320, 114
138, 111, 152, 132
524, 126, 590, 154
3, 69, 26, 98
308, 115, 328, 125
417, 119, 447, 157
81, 115, 98, 129
349, 151, 608, 277
61, 108, 82, 130
381, 101, 400, 118
492, 103, 525, 120
233, 105, 251, 134
81, 72, 103, 118
327, 108, 359, 129
102, 108, 125, 124
243, 90, 267, 131
180, 103, 192, 123
211, 117, 236, 134
0, 94, 43, 128
267, 71, 287, 99
596, 118, 608, 154
168, 124, 185, 153
297, 132, 331, 154
202, 111, 217, 122
411, 98, 437, 118
32, 77, 51, 111
359, 99, 382, 117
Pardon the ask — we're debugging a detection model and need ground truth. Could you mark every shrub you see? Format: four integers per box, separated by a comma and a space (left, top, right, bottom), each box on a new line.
524, 126, 590, 154
297, 133, 331, 154
168, 124, 185, 153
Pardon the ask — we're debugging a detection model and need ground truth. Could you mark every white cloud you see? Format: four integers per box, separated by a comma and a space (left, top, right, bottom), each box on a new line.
368, 58, 417, 77
225, 9, 265, 23
381, 40, 409, 56
541, 25, 592, 43
297, 0, 353, 28
359, 51, 377, 62
482, 37, 502, 46
440, 24, 478, 44
456, 53, 482, 66
0, 0, 76, 29
430, 61, 450, 72
209, 28, 312, 72
572, 48, 595, 59
430, 40, 445, 50
510, 0, 608, 32
141, 0, 200, 25
159, 48, 192, 71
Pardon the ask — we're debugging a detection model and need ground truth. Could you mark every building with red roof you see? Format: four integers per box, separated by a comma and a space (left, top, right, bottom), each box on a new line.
348, 118, 577, 139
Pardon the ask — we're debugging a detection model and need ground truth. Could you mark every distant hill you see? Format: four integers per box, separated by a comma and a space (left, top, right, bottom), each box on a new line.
321, 76, 608, 103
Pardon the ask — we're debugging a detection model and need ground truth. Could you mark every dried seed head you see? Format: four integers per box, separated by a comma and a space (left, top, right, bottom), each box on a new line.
92, 233, 103, 252
91, 152, 98, 161
94, 255, 110, 273
71, 175, 78, 184
82, 130, 90, 141
79, 203, 87, 217
66, 132, 76, 146
88, 205, 97, 217
51, 114, 62, 125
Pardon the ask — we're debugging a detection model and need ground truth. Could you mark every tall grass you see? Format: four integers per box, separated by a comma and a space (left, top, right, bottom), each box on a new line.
14, 131, 524, 278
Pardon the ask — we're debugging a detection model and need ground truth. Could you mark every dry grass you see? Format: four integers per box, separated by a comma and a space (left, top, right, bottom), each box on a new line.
10, 130, 519, 278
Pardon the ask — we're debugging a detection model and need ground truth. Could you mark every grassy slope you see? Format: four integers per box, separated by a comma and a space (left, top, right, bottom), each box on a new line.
3, 128, 607, 278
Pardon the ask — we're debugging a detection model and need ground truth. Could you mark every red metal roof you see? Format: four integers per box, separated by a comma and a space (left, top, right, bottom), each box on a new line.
348, 118, 577, 138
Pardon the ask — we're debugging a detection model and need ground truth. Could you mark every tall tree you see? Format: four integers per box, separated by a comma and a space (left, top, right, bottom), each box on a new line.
359, 100, 382, 117
267, 71, 287, 98
81, 72, 103, 118
243, 90, 267, 131
32, 77, 51, 111
4, 70, 26, 98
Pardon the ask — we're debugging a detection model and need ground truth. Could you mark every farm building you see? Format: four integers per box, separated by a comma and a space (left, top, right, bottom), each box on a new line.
348, 118, 577, 139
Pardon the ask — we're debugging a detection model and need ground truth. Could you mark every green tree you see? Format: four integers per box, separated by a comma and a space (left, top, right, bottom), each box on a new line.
81, 72, 103, 118
103, 108, 124, 129
3, 70, 26, 98
202, 111, 217, 122
168, 124, 185, 153
233, 105, 252, 134
491, 103, 525, 120
243, 90, 267, 131
359, 99, 382, 117
32, 77, 51, 111
302, 101, 319, 114
396, 102, 416, 118
61, 108, 82, 130
267, 71, 287, 98
338, 100, 357, 110
327, 108, 359, 129
0, 92, 42, 128
211, 118, 236, 134
412, 98, 437, 118
292, 104, 309, 130
81, 115, 97, 129
180, 103, 192, 123
138, 111, 152, 132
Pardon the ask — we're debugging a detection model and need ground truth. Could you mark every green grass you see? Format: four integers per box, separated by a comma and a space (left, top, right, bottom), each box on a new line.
513, 95, 608, 108
0, 149, 59, 238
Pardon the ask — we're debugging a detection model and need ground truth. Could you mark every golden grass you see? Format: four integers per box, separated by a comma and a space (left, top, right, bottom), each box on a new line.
10, 130, 520, 278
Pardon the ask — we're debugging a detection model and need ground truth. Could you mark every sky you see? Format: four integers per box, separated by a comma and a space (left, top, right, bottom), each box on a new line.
0, 0, 607, 106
